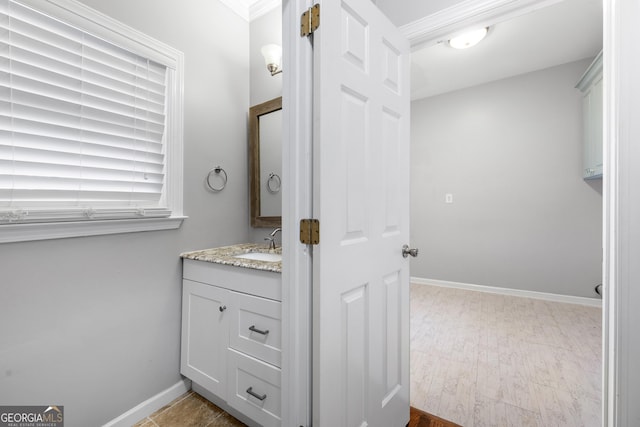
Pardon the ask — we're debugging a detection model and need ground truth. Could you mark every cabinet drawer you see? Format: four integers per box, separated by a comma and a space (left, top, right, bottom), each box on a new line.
227, 348, 281, 427
229, 291, 281, 367
182, 259, 281, 301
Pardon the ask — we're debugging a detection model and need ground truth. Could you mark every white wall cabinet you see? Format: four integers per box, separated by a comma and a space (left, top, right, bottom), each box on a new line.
181, 260, 282, 427
576, 51, 603, 180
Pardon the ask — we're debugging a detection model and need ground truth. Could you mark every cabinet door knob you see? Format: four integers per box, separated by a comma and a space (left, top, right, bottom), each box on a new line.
219, 305, 226, 312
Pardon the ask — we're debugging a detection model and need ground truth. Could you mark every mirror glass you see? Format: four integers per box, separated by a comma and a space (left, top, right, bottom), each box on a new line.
249, 96, 282, 227
259, 109, 282, 217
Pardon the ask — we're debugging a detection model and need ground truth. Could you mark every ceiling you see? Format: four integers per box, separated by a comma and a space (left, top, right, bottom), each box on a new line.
410, 0, 603, 100
228, 0, 602, 100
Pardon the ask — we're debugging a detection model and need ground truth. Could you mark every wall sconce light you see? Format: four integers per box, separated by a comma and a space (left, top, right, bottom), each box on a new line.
261, 44, 282, 76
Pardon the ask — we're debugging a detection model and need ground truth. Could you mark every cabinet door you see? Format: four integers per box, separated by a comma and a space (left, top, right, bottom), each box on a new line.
590, 76, 603, 177
583, 75, 603, 179
181, 279, 228, 398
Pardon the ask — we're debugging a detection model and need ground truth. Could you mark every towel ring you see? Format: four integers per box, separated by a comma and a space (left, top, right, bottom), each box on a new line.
267, 173, 281, 193
206, 166, 227, 192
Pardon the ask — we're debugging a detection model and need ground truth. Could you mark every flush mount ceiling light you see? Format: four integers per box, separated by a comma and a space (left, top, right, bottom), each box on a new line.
448, 27, 489, 49
261, 44, 282, 76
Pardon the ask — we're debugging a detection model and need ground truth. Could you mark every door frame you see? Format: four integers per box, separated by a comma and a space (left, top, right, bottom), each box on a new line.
282, 0, 636, 425
281, 0, 314, 426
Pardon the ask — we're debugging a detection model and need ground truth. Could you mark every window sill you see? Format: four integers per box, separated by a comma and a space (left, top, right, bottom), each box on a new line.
0, 216, 187, 244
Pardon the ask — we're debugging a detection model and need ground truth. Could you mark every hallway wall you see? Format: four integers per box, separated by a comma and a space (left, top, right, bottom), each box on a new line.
410, 59, 602, 298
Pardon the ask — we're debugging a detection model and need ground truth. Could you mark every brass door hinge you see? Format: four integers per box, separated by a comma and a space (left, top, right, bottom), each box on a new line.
300, 219, 320, 245
301, 4, 320, 37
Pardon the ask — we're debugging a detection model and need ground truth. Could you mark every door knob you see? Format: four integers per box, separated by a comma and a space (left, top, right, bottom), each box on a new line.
402, 245, 418, 258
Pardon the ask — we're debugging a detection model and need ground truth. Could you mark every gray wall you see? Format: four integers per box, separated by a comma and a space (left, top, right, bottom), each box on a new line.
0, 1, 250, 426
248, 7, 283, 243
250, 7, 282, 107
410, 59, 603, 298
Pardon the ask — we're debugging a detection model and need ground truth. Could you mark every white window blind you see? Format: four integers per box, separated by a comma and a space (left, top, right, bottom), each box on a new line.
0, 0, 172, 224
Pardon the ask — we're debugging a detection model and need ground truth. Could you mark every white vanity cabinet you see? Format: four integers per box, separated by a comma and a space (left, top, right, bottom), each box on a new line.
180, 258, 282, 427
576, 51, 603, 180
181, 279, 228, 398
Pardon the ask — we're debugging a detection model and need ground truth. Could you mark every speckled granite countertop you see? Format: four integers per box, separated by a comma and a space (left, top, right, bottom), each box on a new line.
180, 243, 282, 273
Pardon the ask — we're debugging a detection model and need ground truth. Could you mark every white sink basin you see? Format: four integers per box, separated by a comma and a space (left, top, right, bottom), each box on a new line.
233, 252, 282, 262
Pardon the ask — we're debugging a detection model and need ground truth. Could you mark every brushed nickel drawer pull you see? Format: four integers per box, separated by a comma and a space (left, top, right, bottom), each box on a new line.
246, 386, 267, 401
249, 325, 269, 335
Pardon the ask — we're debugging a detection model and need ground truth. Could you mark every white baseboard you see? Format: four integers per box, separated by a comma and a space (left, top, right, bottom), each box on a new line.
102, 378, 192, 427
411, 277, 602, 308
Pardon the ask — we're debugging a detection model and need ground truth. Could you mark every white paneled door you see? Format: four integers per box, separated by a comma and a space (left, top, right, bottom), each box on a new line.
312, 0, 411, 425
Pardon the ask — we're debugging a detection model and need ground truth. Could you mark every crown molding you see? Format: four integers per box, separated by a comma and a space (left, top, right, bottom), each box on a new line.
399, 0, 562, 50
218, 0, 280, 22
250, 0, 281, 21
218, 0, 250, 21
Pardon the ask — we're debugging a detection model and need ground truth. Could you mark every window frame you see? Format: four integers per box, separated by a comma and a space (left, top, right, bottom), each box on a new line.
1, 0, 185, 243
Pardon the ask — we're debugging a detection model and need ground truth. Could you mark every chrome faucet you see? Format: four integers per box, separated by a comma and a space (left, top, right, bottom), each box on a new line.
265, 227, 282, 250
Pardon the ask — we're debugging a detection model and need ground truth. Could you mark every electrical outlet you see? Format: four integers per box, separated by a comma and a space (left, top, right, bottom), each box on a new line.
445, 193, 453, 204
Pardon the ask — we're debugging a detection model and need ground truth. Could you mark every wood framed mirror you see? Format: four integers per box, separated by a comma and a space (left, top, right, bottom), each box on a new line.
249, 96, 282, 228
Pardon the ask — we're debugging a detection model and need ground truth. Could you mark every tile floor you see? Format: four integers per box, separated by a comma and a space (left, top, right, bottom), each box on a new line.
132, 391, 246, 427
409, 283, 602, 427
136, 283, 601, 427
133, 392, 454, 427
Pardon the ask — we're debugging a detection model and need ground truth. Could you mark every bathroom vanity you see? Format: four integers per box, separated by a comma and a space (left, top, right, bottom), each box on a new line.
180, 244, 282, 427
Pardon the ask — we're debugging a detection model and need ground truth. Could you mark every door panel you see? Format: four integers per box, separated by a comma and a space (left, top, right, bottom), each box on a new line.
342, 284, 368, 427
382, 108, 402, 235
341, 88, 368, 242
313, 0, 411, 425
382, 270, 402, 405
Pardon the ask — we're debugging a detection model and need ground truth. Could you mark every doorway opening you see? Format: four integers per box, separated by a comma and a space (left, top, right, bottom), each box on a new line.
406, 0, 603, 425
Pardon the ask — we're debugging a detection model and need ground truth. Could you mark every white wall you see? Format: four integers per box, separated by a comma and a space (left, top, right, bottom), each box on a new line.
0, 1, 250, 426
410, 59, 602, 298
